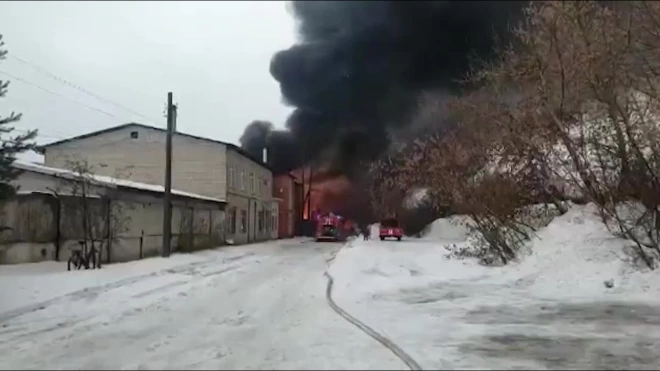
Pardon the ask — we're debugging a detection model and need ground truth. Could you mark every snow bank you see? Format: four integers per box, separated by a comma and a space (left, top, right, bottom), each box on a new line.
335, 203, 660, 301
420, 215, 471, 242
369, 223, 380, 238
329, 204, 660, 369
508, 203, 659, 299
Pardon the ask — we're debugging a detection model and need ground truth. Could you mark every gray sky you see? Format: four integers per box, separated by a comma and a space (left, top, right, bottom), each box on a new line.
0, 1, 297, 162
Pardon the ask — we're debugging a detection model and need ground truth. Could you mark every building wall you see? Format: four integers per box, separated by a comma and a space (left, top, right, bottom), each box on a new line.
224, 148, 277, 244
44, 125, 228, 201
273, 175, 295, 239
270, 202, 279, 240
0, 171, 225, 264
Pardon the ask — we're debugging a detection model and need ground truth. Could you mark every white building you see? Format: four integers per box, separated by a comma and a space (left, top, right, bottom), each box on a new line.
38, 123, 278, 245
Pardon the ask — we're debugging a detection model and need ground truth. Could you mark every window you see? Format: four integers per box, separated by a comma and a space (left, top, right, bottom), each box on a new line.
249, 173, 255, 194
240, 210, 247, 233
265, 210, 271, 231
229, 167, 235, 189
130, 131, 139, 139
258, 209, 264, 232
258, 176, 262, 196
240, 171, 245, 190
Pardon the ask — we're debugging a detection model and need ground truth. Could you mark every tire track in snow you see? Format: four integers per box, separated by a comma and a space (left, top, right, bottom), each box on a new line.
0, 252, 254, 324
324, 243, 423, 371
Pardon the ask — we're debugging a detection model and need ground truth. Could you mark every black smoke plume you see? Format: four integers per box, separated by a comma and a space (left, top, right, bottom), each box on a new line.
240, 1, 527, 177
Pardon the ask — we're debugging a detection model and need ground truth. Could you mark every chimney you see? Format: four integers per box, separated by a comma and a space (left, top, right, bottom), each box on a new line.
262, 147, 268, 164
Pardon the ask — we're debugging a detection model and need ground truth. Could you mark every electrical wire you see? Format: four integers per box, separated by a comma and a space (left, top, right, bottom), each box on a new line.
0, 69, 120, 119
8, 54, 160, 124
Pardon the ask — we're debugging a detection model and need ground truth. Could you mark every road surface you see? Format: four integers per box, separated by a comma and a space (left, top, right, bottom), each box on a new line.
0, 240, 405, 370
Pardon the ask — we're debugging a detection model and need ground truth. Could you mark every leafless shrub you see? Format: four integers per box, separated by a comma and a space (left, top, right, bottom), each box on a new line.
368, 1, 660, 269
474, 1, 660, 268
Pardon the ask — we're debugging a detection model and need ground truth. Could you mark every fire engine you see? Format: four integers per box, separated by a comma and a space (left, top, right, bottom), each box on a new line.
315, 212, 350, 242
379, 217, 403, 241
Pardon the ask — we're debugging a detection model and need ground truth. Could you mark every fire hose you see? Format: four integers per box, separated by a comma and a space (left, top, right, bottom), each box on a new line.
324, 245, 423, 371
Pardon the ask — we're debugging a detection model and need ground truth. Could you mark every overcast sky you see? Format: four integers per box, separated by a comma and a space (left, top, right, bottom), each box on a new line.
0, 1, 297, 162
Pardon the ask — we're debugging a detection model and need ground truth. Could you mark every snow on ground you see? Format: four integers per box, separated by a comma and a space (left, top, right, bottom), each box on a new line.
1, 253, 206, 315
0, 240, 311, 315
5, 206, 660, 370
329, 204, 660, 370
0, 239, 405, 370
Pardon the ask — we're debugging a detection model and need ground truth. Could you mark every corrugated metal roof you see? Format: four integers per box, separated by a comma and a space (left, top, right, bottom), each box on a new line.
12, 160, 226, 204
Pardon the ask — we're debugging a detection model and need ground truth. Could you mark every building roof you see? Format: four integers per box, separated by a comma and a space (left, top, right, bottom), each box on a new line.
37, 122, 271, 171
12, 160, 226, 204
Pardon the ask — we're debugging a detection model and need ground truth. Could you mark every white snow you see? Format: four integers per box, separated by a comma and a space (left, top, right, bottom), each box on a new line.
420, 215, 471, 242
329, 204, 660, 369
0, 239, 405, 370
0, 251, 214, 314
4, 205, 660, 369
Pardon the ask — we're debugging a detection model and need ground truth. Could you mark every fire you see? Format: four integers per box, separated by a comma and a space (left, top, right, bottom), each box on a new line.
291, 167, 352, 220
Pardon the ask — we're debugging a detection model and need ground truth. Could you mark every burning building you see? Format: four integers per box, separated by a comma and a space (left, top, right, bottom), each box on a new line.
240, 1, 526, 230
290, 167, 350, 219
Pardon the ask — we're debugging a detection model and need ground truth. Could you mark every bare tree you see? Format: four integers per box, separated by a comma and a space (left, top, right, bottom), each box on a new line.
475, 1, 660, 268
366, 1, 660, 268
54, 159, 133, 269
429, 0, 660, 268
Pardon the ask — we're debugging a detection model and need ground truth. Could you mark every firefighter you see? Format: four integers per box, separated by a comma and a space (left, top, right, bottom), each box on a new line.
362, 224, 370, 241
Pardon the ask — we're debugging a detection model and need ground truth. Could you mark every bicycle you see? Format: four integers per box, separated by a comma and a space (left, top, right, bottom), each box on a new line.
67, 240, 102, 271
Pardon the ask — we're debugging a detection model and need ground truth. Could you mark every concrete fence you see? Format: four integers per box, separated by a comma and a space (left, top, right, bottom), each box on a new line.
0, 193, 226, 265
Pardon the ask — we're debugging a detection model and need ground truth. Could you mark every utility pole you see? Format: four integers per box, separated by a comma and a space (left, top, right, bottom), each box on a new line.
162, 92, 176, 257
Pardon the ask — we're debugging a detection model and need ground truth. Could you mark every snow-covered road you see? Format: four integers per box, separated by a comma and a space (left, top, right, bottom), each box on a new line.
0, 240, 405, 370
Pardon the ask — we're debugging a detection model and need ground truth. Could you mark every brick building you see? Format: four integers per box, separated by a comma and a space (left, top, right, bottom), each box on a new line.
272, 173, 302, 239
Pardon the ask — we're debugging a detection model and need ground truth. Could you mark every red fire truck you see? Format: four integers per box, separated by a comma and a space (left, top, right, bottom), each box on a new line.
315, 213, 349, 242
379, 217, 403, 241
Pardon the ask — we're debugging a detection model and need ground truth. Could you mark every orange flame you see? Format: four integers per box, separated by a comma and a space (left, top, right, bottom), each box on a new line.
292, 167, 352, 219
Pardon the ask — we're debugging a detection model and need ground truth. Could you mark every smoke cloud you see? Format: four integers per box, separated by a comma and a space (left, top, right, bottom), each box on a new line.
241, 1, 527, 176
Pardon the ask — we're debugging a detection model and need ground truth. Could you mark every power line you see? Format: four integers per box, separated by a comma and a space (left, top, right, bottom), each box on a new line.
0, 71, 134, 142
0, 65, 165, 149
0, 69, 121, 119
8, 54, 160, 124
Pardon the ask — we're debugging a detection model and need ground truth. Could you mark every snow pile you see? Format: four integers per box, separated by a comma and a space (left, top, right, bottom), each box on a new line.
507, 203, 658, 299
369, 223, 381, 238
420, 215, 472, 242
329, 204, 660, 369
334, 203, 660, 301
